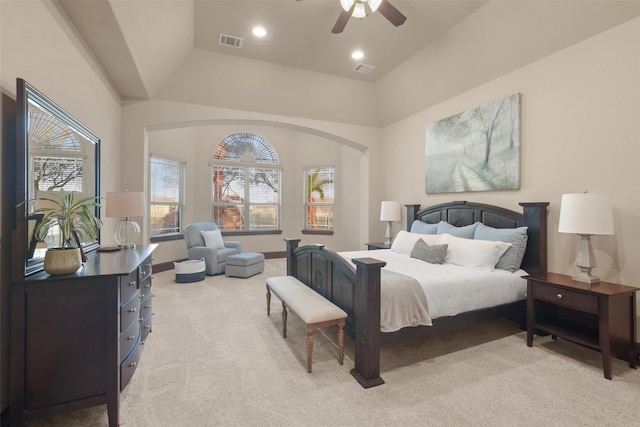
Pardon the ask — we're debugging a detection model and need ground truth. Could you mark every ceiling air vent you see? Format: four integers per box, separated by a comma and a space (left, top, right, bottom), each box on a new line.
219, 33, 243, 49
353, 63, 375, 74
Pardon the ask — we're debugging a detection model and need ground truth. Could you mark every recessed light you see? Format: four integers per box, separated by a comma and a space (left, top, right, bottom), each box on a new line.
351, 50, 364, 60
252, 26, 267, 38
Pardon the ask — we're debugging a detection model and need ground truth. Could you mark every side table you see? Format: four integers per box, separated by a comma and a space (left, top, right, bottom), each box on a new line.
526, 272, 638, 379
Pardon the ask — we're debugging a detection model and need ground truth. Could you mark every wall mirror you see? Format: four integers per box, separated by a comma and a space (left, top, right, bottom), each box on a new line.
14, 78, 100, 277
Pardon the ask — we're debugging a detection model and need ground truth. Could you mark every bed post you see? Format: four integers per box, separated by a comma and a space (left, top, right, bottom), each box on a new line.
519, 202, 549, 275
284, 238, 301, 276
405, 204, 421, 230
350, 257, 386, 388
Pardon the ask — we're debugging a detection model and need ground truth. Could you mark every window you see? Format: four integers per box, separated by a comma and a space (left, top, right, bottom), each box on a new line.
150, 157, 184, 236
211, 133, 280, 231
304, 167, 334, 231
31, 156, 83, 193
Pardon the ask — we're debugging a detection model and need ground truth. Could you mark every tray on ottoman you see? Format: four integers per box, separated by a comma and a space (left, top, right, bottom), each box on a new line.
226, 252, 264, 278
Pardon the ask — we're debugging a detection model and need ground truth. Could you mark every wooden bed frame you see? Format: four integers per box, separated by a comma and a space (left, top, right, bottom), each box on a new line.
284, 201, 549, 388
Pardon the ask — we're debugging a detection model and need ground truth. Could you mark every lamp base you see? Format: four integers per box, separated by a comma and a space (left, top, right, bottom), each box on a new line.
572, 271, 600, 284
572, 234, 600, 284
114, 218, 140, 249
383, 221, 393, 247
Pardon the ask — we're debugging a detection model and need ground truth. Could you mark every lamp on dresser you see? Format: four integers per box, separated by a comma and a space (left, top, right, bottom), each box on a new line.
558, 192, 614, 283
106, 190, 145, 248
380, 201, 401, 247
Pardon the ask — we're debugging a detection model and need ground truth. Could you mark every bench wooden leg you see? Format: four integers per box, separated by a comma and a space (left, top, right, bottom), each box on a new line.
281, 301, 287, 338
338, 319, 345, 365
306, 324, 314, 373
266, 285, 271, 315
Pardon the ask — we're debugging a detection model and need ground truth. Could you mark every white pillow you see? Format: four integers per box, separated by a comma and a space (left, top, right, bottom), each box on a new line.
201, 229, 225, 249
390, 230, 441, 255
439, 233, 511, 271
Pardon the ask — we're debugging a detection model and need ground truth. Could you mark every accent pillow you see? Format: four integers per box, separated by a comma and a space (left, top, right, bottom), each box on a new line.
436, 221, 479, 239
410, 239, 448, 264
390, 230, 441, 256
439, 233, 511, 271
474, 223, 529, 272
201, 229, 225, 249
410, 220, 438, 235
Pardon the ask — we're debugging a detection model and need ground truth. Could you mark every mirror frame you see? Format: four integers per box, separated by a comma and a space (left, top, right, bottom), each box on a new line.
13, 78, 101, 278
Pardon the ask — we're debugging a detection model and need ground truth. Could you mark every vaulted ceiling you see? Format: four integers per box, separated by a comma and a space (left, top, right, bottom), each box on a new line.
57, 0, 640, 106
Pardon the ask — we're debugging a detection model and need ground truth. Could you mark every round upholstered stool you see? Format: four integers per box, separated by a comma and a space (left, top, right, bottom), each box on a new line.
225, 252, 265, 278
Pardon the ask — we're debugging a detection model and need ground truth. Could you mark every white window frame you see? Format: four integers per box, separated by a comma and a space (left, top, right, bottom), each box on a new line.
303, 166, 334, 232
150, 156, 185, 237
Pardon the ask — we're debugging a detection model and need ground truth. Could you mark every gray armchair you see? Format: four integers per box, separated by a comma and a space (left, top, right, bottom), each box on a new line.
183, 222, 241, 275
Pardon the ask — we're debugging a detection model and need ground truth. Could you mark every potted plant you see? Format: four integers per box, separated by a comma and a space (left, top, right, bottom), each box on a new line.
31, 193, 102, 275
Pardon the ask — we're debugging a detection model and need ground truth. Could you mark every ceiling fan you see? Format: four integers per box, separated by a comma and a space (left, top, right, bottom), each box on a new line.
331, 0, 407, 34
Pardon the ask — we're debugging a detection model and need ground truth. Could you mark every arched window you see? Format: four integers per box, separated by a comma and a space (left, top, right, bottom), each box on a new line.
211, 133, 280, 231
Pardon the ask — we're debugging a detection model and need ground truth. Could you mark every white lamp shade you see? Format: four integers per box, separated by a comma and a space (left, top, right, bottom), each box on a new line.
106, 191, 146, 218
558, 193, 614, 235
380, 201, 401, 222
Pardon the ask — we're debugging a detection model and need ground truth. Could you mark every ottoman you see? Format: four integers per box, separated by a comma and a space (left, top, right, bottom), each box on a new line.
225, 252, 264, 278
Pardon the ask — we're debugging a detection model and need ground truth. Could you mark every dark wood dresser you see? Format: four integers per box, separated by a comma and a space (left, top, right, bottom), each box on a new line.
10, 244, 157, 427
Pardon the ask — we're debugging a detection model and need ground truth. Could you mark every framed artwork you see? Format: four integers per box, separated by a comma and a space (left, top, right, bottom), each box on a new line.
425, 93, 520, 194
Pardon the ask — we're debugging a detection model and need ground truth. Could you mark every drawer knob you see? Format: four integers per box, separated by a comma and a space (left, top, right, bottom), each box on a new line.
128, 307, 137, 313
557, 293, 563, 299
144, 325, 151, 330
144, 284, 151, 288
128, 281, 136, 287
127, 335, 135, 340
144, 304, 151, 309
129, 361, 137, 367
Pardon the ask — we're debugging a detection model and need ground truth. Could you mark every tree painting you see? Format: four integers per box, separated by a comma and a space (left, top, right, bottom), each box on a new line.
425, 93, 520, 194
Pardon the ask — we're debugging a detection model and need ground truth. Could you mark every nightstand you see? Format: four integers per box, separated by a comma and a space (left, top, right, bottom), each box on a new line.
526, 272, 638, 379
365, 242, 389, 250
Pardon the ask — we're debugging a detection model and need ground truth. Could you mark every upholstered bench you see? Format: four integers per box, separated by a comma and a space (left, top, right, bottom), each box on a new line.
225, 252, 264, 278
265, 276, 347, 373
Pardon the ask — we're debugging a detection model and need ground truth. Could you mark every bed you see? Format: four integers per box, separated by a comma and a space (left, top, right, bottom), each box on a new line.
284, 200, 549, 388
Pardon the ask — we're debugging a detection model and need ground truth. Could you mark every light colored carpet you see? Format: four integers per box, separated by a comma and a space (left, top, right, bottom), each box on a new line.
34, 258, 639, 426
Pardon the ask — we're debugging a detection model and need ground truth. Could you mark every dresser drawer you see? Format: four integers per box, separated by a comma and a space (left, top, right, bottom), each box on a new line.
139, 255, 153, 282
120, 292, 141, 332
120, 341, 143, 391
140, 276, 152, 299
140, 313, 152, 343
533, 283, 598, 313
120, 321, 140, 362
119, 270, 139, 304
140, 294, 152, 321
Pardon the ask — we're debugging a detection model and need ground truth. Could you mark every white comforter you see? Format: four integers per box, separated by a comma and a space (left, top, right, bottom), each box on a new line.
339, 249, 527, 330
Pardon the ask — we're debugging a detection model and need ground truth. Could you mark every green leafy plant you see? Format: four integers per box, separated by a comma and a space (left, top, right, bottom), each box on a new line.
31, 193, 102, 249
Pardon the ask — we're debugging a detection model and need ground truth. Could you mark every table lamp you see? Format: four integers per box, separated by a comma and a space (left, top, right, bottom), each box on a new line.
558, 192, 614, 283
106, 191, 145, 248
380, 201, 401, 247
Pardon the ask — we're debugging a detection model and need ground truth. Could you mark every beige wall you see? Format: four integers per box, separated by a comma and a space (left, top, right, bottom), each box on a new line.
123, 100, 382, 264
381, 16, 640, 336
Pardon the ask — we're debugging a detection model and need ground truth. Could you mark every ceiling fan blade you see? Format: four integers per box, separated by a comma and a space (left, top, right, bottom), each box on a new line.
377, 0, 407, 27
331, 9, 351, 34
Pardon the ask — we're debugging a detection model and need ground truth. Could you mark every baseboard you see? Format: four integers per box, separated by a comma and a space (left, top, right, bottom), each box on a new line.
152, 251, 285, 272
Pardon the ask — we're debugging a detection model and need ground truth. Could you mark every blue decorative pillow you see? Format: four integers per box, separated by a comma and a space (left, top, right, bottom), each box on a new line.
474, 223, 528, 272
437, 221, 479, 239
410, 220, 438, 234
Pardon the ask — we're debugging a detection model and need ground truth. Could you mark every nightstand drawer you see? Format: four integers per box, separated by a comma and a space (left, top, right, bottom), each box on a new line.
533, 284, 598, 313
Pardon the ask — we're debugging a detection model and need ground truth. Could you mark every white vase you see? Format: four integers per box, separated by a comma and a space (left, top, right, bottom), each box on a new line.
44, 248, 82, 275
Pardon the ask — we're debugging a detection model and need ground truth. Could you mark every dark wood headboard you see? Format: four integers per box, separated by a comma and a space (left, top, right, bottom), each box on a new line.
406, 201, 549, 275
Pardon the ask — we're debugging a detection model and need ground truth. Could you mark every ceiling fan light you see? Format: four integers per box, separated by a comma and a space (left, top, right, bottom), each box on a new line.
352, 3, 366, 18
368, 0, 382, 13
340, 0, 355, 12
